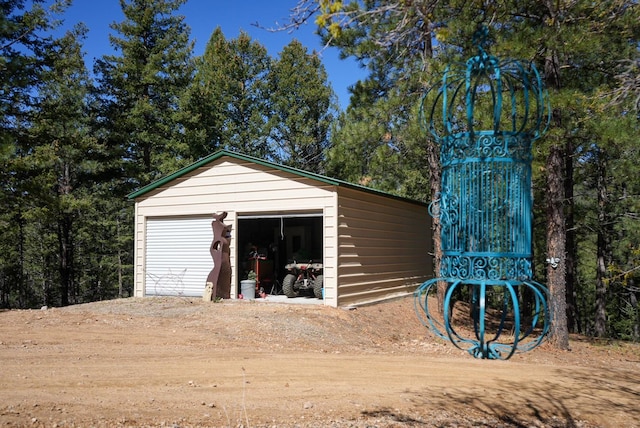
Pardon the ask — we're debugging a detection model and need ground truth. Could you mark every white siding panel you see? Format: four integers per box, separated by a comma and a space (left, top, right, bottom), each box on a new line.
145, 216, 213, 297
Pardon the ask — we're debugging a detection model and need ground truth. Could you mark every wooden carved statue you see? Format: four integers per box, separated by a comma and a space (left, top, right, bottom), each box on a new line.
203, 212, 232, 301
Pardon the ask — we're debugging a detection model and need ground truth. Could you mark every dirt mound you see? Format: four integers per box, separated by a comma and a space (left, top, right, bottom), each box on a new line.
1, 296, 639, 427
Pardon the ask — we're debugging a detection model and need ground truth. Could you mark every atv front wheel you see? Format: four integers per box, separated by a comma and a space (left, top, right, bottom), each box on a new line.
313, 275, 324, 298
282, 274, 299, 298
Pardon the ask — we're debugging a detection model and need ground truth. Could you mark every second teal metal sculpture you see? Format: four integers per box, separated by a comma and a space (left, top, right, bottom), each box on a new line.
415, 28, 551, 359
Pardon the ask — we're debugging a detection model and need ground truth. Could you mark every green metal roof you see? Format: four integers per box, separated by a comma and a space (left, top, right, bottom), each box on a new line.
127, 149, 426, 207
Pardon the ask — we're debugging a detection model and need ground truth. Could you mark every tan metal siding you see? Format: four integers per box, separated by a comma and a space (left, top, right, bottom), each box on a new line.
336, 188, 432, 306
133, 203, 144, 297
322, 194, 339, 307
133, 159, 337, 303
136, 162, 334, 214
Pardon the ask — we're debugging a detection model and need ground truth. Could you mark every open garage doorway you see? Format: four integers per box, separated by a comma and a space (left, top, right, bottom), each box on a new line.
237, 214, 323, 299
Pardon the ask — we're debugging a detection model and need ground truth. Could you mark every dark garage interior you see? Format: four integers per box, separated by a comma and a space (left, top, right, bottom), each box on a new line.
237, 215, 323, 295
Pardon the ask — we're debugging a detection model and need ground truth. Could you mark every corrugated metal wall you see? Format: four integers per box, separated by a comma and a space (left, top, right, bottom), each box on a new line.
336, 188, 432, 306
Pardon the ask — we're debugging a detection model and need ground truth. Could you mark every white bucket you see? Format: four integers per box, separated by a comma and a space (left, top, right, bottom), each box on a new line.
240, 280, 256, 299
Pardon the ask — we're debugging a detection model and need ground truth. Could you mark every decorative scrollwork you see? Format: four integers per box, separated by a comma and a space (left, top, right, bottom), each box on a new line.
416, 26, 549, 359
442, 133, 533, 164
440, 255, 532, 282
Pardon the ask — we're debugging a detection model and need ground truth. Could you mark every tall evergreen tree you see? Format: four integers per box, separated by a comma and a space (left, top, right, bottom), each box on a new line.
27, 25, 96, 306
325, 74, 428, 200
178, 27, 228, 161
0, 0, 70, 307
90, 0, 195, 303
218, 30, 272, 158
268, 40, 336, 172
180, 28, 271, 160
180, 28, 272, 160
1, 0, 64, 159
511, 0, 640, 343
94, 0, 194, 187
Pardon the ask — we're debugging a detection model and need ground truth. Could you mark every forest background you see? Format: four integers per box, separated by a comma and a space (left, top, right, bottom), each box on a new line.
1, 0, 639, 344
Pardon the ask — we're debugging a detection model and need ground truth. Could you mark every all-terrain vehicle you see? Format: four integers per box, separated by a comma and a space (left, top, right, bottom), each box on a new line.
282, 260, 323, 299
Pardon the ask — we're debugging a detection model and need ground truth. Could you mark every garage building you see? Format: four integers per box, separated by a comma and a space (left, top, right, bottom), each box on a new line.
128, 150, 433, 307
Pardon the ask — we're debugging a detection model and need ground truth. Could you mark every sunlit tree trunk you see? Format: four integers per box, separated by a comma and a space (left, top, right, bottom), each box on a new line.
546, 143, 570, 349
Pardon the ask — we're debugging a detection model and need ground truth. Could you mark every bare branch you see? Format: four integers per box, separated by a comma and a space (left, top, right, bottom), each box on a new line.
253, 0, 440, 62
252, 0, 321, 34
610, 58, 640, 112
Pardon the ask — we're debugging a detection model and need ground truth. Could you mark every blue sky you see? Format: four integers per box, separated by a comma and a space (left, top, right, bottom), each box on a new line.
56, 0, 366, 109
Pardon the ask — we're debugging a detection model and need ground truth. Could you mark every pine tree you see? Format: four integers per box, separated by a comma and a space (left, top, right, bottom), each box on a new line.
325, 74, 428, 200
178, 27, 228, 161
267, 40, 336, 172
181, 28, 271, 160
0, 0, 71, 307
94, 0, 194, 187
219, 31, 272, 157
27, 25, 96, 306
90, 0, 195, 303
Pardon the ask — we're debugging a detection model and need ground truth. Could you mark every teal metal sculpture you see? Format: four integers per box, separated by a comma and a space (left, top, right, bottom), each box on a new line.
415, 28, 551, 359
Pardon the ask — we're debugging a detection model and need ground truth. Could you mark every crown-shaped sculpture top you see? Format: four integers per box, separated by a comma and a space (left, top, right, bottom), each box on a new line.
425, 27, 549, 143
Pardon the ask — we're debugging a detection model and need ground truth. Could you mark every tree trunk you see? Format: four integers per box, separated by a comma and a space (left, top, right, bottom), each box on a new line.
546, 144, 569, 349
426, 138, 444, 312
594, 147, 611, 337
17, 209, 26, 308
117, 217, 124, 298
58, 215, 72, 307
58, 162, 73, 306
629, 285, 639, 342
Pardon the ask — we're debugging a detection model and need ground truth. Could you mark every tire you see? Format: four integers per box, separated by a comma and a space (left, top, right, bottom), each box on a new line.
282, 274, 299, 298
313, 275, 324, 299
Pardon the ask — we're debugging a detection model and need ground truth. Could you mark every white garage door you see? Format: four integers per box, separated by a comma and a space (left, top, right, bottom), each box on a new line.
145, 216, 213, 297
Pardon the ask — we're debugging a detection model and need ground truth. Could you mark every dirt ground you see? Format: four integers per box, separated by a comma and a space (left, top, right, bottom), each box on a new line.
1, 296, 639, 428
